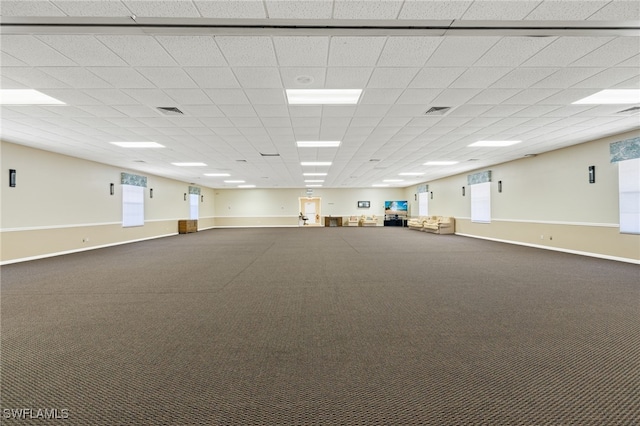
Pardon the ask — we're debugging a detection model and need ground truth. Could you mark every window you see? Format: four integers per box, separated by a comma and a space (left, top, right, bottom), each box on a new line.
189, 193, 199, 220
471, 181, 491, 223
418, 191, 429, 216
122, 184, 144, 227
619, 158, 640, 234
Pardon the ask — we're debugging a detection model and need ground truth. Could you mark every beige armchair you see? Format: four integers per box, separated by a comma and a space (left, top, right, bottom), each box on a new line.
346, 216, 359, 226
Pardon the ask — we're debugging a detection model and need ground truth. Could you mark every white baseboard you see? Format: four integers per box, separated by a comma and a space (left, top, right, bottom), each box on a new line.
455, 233, 640, 265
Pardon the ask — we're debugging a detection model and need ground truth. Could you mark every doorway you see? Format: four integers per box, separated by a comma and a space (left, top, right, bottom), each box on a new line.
299, 197, 321, 226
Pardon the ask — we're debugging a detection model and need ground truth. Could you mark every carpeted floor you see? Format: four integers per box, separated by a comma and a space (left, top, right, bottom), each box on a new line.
1, 227, 639, 425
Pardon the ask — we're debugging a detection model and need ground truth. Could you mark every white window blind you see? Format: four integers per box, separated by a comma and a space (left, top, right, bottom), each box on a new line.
122, 184, 144, 227
619, 158, 640, 234
471, 181, 491, 223
189, 193, 199, 220
418, 191, 429, 216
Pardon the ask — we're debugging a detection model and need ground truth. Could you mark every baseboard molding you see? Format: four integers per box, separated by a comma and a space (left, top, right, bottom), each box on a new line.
0, 233, 178, 265
455, 232, 640, 264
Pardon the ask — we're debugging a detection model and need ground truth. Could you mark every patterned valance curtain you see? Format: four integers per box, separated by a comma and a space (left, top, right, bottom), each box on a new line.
417, 184, 429, 193
610, 136, 640, 163
189, 186, 201, 195
467, 170, 492, 185
121, 172, 147, 187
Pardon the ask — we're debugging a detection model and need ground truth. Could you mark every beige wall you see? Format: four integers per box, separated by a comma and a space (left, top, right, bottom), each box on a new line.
403, 130, 640, 263
1, 142, 216, 263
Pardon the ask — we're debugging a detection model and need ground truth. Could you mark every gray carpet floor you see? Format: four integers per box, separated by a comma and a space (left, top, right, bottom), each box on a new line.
1, 227, 639, 425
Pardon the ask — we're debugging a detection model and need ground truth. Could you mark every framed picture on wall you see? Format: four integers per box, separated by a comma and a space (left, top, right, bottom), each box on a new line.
357, 201, 370, 208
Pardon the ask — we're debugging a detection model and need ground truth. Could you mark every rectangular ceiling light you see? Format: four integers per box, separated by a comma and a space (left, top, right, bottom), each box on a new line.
286, 89, 362, 105
301, 162, 332, 166
424, 161, 459, 166
296, 141, 341, 148
383, 179, 404, 182
0, 89, 65, 105
204, 173, 230, 177
110, 142, 164, 148
224, 180, 245, 183
303, 173, 328, 176
399, 172, 424, 176
172, 162, 207, 167
573, 89, 640, 104
238, 185, 255, 188
304, 180, 324, 183
469, 141, 521, 147
306, 184, 322, 187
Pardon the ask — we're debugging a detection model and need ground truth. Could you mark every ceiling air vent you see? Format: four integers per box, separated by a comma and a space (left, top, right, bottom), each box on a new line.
617, 106, 640, 115
260, 153, 280, 157
156, 107, 184, 116
424, 106, 452, 116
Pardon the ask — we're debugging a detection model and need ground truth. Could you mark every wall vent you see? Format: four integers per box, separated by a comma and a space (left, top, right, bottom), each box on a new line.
617, 106, 640, 115
156, 107, 184, 116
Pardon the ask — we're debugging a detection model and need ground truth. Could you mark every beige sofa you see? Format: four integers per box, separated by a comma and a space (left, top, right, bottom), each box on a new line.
359, 215, 378, 226
408, 216, 455, 234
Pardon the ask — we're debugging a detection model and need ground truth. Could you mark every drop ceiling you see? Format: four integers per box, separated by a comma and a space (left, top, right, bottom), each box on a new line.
1, 0, 639, 189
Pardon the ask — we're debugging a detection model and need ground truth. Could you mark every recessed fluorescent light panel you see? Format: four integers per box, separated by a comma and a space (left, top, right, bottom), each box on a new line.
301, 162, 332, 166
204, 173, 230, 177
573, 89, 640, 104
303, 173, 328, 176
304, 180, 324, 183
399, 172, 424, 176
172, 162, 207, 167
296, 141, 341, 148
238, 185, 255, 188
424, 161, 459, 166
110, 142, 164, 148
306, 184, 322, 187
0, 89, 65, 105
469, 141, 521, 147
224, 180, 245, 183
372, 184, 389, 187
286, 89, 362, 105
383, 179, 404, 182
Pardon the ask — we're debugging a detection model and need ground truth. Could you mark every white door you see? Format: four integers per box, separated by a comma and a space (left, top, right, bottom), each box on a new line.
305, 201, 316, 224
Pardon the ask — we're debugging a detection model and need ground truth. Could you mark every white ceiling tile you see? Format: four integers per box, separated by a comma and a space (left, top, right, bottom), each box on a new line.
0, 52, 27, 66
0, 67, 70, 88
532, 68, 605, 89
447, 105, 493, 117
1, 35, 77, 66
467, 89, 521, 105
398, 0, 472, 19
334, 0, 403, 19
354, 104, 391, 117
522, 37, 613, 67
1, 1, 66, 16
289, 106, 322, 117
165, 89, 212, 105
409, 68, 466, 88
179, 106, 224, 117
482, 105, 528, 117
616, 54, 640, 69
136, 68, 197, 88
204, 89, 250, 104
537, 89, 604, 105
570, 37, 640, 67
367, 68, 419, 88
525, 1, 609, 20
542, 105, 594, 117
200, 117, 234, 127
185, 68, 240, 88
385, 104, 426, 117
37, 35, 129, 67
462, 1, 540, 19
377, 37, 443, 67
244, 89, 287, 105
273, 37, 329, 67
587, 0, 640, 20
156, 36, 228, 66
39, 67, 111, 88
328, 37, 386, 67
427, 37, 501, 67
53, 1, 132, 16
261, 117, 292, 127
491, 68, 558, 89
125, 89, 179, 106
450, 67, 513, 88
511, 105, 560, 117
322, 106, 357, 117
219, 105, 257, 117
394, 89, 442, 105
325, 68, 373, 88
96, 36, 177, 66
614, 74, 640, 89
265, 0, 332, 19
87, 67, 155, 88
430, 89, 483, 106
195, 0, 266, 18
474, 37, 556, 67
216, 37, 278, 66
501, 88, 560, 105
280, 68, 327, 89
84, 89, 138, 105
39, 89, 104, 106
360, 89, 403, 104
122, 0, 200, 17
105, 117, 144, 128
350, 117, 382, 127
233, 68, 283, 88
379, 116, 411, 127
113, 105, 165, 117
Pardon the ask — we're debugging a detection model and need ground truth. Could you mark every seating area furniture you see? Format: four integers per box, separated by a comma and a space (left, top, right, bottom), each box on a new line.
346, 216, 359, 226
178, 220, 198, 234
359, 215, 378, 226
407, 216, 455, 234
324, 216, 343, 227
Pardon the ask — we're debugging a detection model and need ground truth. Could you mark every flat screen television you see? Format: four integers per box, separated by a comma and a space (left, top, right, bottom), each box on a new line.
384, 200, 408, 216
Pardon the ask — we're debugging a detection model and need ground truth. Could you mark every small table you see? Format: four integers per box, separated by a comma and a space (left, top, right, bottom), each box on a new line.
178, 220, 198, 234
324, 217, 343, 227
